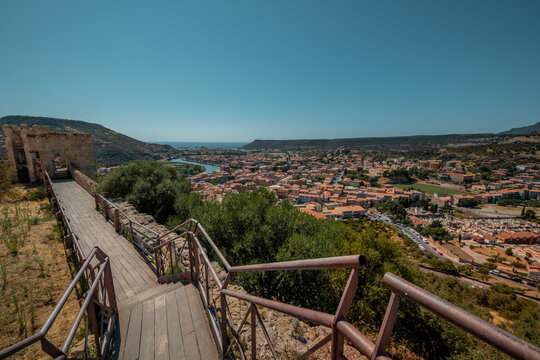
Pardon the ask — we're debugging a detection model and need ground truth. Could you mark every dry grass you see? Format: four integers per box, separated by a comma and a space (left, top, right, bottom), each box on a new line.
0, 187, 81, 359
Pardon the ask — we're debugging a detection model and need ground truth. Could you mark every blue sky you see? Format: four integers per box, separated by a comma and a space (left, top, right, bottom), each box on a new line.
1, 1, 539, 142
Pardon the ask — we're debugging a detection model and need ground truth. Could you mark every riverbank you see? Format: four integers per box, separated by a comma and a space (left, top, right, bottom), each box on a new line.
169, 158, 220, 174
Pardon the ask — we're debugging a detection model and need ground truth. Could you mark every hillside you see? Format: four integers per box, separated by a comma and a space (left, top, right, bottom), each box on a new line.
241, 133, 513, 151
0, 115, 180, 166
498, 121, 540, 135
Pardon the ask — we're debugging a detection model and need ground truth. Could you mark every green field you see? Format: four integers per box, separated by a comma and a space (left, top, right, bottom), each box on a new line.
395, 183, 466, 195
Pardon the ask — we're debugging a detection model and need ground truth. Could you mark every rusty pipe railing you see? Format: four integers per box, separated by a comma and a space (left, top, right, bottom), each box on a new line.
380, 273, 540, 360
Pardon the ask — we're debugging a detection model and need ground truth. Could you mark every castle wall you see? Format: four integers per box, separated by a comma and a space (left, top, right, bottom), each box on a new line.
37, 133, 97, 180
2, 124, 96, 183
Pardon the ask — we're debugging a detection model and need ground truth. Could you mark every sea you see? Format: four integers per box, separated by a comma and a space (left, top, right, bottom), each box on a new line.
156, 141, 247, 150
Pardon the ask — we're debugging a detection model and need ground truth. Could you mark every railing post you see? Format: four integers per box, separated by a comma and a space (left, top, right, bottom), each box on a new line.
114, 209, 120, 232
193, 240, 201, 282
94, 194, 99, 211
221, 294, 228, 358
129, 220, 134, 241
371, 292, 399, 360
251, 304, 256, 360
187, 233, 194, 282
154, 247, 161, 278
103, 201, 109, 220
332, 268, 358, 360
331, 325, 344, 360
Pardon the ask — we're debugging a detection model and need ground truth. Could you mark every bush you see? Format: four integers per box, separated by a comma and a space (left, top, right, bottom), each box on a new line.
26, 187, 48, 201
97, 160, 195, 223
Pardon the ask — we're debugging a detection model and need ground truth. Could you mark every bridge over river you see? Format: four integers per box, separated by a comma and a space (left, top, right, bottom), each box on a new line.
1, 171, 538, 360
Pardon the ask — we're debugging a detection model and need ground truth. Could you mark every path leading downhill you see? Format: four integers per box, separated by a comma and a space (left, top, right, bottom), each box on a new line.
51, 179, 219, 360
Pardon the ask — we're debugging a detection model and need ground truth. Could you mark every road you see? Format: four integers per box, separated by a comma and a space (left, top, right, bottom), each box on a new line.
420, 266, 540, 305
367, 212, 446, 260
331, 169, 345, 185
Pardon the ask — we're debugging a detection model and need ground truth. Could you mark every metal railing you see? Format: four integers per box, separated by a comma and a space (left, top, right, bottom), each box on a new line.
155, 219, 540, 360
0, 172, 118, 360
94, 193, 159, 260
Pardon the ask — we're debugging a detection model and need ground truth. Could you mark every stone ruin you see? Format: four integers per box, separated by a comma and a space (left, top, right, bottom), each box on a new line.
2, 124, 96, 183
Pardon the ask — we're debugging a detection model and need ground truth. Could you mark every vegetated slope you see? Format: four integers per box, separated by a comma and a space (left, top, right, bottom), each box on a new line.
0, 115, 180, 166
499, 121, 540, 135
241, 133, 513, 151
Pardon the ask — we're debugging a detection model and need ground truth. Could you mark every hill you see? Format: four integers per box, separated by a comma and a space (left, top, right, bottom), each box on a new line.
0, 115, 180, 166
241, 133, 513, 151
498, 121, 540, 135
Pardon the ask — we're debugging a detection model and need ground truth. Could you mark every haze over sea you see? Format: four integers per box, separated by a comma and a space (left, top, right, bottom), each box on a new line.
157, 141, 247, 150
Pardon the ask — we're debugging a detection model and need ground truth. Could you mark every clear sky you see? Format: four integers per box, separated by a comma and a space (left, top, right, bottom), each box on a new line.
1, 1, 539, 142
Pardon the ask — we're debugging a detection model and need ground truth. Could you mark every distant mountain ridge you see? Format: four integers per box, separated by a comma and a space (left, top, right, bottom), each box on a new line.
241, 122, 540, 151
0, 115, 180, 166
241, 133, 513, 151
498, 121, 540, 135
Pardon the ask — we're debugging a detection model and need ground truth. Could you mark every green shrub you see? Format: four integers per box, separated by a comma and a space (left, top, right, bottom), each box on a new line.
27, 186, 48, 201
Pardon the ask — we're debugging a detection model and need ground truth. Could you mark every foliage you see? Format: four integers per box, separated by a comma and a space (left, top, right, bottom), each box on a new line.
97, 160, 197, 222
26, 186, 48, 201
420, 220, 451, 242
383, 167, 429, 183
458, 198, 480, 207
521, 208, 537, 221
498, 199, 540, 207
376, 196, 431, 223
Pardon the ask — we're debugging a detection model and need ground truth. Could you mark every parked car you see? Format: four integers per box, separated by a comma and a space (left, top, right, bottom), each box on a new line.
526, 281, 536, 287
437, 251, 443, 255
432, 246, 437, 250
489, 269, 500, 275
419, 245, 426, 251
510, 276, 523, 283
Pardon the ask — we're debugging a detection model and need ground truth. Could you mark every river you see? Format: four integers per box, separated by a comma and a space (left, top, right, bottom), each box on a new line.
170, 158, 220, 174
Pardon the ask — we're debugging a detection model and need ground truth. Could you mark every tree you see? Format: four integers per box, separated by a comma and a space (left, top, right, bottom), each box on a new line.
458, 198, 480, 208
505, 248, 513, 256
521, 208, 537, 221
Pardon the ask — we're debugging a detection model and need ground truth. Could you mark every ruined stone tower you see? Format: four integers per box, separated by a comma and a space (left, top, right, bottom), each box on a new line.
2, 124, 97, 183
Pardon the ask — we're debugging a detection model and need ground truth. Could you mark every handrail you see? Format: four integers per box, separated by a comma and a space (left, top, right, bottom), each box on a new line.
383, 273, 540, 360
229, 254, 367, 272
221, 289, 335, 327
95, 193, 159, 236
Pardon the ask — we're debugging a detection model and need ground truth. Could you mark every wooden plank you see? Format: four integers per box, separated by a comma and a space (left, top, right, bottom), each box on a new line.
154, 294, 170, 360
175, 286, 195, 336
122, 302, 143, 360
185, 284, 219, 360
165, 290, 185, 359
117, 307, 132, 360
183, 331, 201, 360
139, 299, 156, 360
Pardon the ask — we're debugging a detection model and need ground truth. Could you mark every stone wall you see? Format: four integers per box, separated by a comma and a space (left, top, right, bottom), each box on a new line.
73, 169, 97, 195
37, 133, 96, 180
2, 124, 50, 182
3, 124, 97, 183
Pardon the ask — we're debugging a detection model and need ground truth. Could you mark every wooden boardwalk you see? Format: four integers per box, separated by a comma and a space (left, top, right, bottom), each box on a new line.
51, 179, 219, 360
